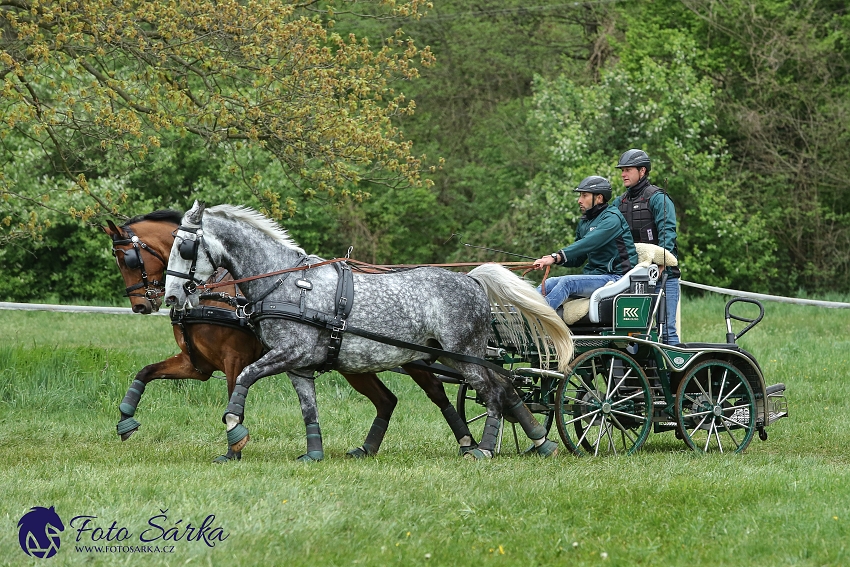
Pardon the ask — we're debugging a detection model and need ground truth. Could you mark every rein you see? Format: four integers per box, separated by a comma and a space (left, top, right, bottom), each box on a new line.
195, 258, 547, 290
167, 217, 555, 378
196, 257, 349, 291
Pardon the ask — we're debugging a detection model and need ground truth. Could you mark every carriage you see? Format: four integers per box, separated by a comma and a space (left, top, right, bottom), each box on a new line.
110, 204, 788, 461
444, 258, 789, 456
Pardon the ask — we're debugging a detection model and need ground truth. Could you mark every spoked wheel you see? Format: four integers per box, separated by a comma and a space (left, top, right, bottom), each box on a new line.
555, 349, 653, 457
676, 359, 756, 454
456, 376, 556, 454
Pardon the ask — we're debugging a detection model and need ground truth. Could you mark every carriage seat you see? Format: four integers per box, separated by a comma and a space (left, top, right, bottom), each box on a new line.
559, 244, 678, 326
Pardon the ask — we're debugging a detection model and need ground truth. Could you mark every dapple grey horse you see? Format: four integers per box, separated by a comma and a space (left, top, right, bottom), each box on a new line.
164, 201, 573, 460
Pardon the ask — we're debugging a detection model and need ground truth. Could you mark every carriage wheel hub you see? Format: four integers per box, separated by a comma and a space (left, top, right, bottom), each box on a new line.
712, 405, 723, 417
601, 402, 612, 414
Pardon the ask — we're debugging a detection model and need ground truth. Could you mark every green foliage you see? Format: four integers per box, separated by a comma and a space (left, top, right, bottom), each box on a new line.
678, 0, 850, 292
516, 28, 778, 290
2, 0, 849, 298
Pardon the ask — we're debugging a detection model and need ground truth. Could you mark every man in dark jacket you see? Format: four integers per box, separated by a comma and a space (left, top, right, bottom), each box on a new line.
533, 176, 638, 309
612, 149, 680, 344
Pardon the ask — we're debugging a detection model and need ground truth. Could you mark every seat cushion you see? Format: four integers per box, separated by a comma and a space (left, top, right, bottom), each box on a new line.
561, 298, 590, 324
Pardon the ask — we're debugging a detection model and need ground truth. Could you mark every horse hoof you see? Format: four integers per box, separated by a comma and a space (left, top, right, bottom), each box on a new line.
117, 418, 141, 440
524, 439, 558, 457
346, 446, 371, 458
227, 424, 250, 452
463, 448, 493, 460
230, 435, 250, 453
458, 443, 479, 457
296, 451, 324, 462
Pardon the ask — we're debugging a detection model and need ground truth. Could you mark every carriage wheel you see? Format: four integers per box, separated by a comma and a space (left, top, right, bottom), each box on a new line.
555, 349, 653, 457
456, 378, 556, 454
676, 359, 756, 454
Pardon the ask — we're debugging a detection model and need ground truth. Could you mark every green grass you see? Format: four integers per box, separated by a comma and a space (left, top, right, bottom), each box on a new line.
1, 295, 849, 566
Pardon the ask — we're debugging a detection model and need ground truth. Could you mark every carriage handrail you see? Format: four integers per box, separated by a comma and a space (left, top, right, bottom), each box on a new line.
725, 298, 764, 343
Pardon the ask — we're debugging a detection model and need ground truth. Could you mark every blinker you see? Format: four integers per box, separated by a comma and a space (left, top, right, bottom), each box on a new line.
178, 237, 199, 260
123, 248, 141, 270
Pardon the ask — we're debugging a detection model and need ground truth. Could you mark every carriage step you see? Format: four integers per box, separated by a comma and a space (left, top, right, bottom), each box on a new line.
766, 383, 786, 396
768, 411, 788, 425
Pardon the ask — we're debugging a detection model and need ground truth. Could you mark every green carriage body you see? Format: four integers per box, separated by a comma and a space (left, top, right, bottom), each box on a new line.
455, 265, 788, 456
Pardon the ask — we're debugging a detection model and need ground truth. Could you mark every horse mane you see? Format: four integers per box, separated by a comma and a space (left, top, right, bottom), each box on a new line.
206, 204, 306, 254
123, 209, 183, 227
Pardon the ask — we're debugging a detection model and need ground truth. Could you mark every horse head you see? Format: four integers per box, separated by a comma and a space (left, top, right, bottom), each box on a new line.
164, 200, 217, 310
103, 213, 181, 313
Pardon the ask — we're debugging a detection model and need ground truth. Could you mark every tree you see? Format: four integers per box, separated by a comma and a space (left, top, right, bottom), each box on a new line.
681, 0, 850, 292
0, 0, 434, 247
515, 28, 778, 290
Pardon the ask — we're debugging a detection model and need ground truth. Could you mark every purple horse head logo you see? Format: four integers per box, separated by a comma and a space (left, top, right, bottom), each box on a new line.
18, 506, 64, 559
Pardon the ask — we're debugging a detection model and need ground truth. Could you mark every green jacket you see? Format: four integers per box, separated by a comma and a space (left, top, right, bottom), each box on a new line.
555, 204, 638, 275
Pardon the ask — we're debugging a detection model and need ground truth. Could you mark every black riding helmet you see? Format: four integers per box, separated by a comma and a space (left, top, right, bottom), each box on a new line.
616, 149, 651, 173
573, 175, 612, 202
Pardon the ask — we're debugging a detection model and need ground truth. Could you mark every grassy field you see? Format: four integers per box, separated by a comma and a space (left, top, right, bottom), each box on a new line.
1, 294, 849, 566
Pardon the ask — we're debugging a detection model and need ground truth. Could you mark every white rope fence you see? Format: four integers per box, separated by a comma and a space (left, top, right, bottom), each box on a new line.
0, 301, 168, 315
1, 282, 848, 315
680, 281, 850, 309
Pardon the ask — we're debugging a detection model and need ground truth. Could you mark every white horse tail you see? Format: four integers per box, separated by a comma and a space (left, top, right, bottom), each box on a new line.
468, 263, 574, 372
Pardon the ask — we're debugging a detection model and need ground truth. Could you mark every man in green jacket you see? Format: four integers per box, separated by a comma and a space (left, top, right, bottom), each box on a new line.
611, 149, 680, 344
533, 176, 638, 309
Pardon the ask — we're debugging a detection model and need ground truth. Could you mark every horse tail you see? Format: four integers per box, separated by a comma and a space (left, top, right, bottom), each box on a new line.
468, 263, 573, 372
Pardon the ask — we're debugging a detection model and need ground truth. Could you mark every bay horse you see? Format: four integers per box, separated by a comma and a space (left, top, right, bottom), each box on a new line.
164, 202, 573, 460
104, 211, 479, 462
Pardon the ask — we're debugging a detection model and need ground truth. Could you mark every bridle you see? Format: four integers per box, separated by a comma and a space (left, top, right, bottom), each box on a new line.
165, 222, 215, 296
111, 226, 168, 301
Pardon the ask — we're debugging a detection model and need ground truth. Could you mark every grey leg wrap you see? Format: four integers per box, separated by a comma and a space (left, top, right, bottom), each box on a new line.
297, 422, 324, 462
441, 405, 474, 442
119, 380, 146, 417
477, 416, 502, 453
361, 417, 389, 455
508, 401, 547, 440
117, 380, 146, 437
223, 384, 249, 422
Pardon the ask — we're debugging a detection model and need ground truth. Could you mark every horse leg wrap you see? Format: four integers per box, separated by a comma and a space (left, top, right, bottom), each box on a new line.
223, 384, 249, 423
508, 401, 547, 441
347, 417, 389, 458
441, 405, 478, 455
442, 405, 474, 442
117, 380, 145, 437
297, 422, 324, 462
119, 380, 146, 417
465, 416, 501, 460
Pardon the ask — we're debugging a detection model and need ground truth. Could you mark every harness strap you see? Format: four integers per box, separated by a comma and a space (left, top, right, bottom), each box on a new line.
170, 307, 202, 373
249, 301, 512, 378
171, 305, 250, 331
170, 304, 253, 373
320, 262, 355, 372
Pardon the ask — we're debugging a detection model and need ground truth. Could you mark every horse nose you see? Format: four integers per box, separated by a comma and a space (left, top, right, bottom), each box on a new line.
165, 295, 177, 307
132, 303, 151, 314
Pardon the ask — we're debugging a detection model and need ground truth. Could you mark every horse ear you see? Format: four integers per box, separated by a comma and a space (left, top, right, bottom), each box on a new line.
186, 200, 204, 225
103, 220, 120, 236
